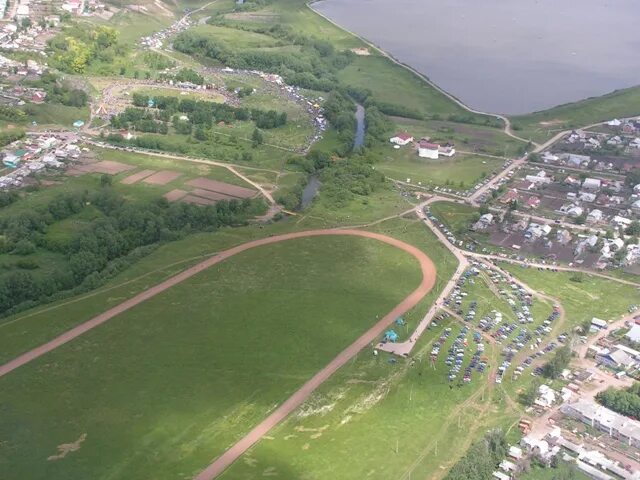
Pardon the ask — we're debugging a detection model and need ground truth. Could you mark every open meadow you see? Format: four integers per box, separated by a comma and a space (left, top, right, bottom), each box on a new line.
0, 234, 425, 479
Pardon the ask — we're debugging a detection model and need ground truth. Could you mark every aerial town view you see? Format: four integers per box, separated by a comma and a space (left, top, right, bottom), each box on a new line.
1, 0, 640, 479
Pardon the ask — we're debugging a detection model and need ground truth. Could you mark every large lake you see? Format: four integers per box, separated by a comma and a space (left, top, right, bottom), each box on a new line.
312, 0, 640, 115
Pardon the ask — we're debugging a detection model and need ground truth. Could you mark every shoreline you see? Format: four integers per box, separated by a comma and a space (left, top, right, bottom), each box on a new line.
306, 1, 534, 144
307, 0, 640, 124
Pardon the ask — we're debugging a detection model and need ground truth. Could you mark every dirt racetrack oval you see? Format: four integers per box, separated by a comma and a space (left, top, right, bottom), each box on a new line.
0, 229, 437, 478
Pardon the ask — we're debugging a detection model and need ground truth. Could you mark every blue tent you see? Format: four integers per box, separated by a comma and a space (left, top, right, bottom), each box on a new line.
395, 317, 406, 326
384, 329, 399, 342
73, 120, 85, 128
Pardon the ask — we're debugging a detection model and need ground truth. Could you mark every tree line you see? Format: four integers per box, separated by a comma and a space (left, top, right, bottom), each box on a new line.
596, 383, 640, 419
444, 429, 507, 480
172, 26, 353, 92
0, 184, 263, 316
110, 94, 286, 133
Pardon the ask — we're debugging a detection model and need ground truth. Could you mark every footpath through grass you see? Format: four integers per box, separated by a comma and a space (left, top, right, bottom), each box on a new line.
0, 234, 424, 480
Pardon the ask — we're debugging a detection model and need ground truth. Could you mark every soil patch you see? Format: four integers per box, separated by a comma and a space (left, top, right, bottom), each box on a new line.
91, 160, 135, 175
143, 170, 182, 185
190, 188, 237, 201
186, 178, 256, 199
121, 169, 156, 185
163, 189, 188, 202
47, 433, 87, 461
182, 194, 215, 205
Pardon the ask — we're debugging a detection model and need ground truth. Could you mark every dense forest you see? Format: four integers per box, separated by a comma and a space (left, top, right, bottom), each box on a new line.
0, 184, 264, 316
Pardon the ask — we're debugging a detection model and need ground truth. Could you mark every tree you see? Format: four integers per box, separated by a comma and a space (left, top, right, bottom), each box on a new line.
626, 220, 640, 236
542, 346, 572, 379
100, 174, 113, 187
12, 239, 36, 256
251, 128, 264, 148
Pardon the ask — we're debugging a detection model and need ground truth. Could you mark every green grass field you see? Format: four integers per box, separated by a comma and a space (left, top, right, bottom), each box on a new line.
428, 202, 478, 233
510, 85, 640, 143
0, 235, 425, 479
218, 222, 531, 479
500, 264, 640, 329
392, 117, 526, 157
374, 147, 503, 190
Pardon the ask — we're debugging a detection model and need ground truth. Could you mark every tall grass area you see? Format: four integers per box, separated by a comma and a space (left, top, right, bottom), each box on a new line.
510, 85, 640, 143
0, 235, 424, 480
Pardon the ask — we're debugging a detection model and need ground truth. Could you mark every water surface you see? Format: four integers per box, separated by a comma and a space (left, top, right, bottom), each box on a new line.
313, 0, 640, 114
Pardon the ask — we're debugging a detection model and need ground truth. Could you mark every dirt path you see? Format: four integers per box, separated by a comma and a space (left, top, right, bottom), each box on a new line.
0, 229, 437, 477
193, 231, 436, 479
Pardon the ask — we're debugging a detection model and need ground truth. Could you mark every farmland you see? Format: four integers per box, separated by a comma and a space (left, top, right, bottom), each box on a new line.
0, 234, 425, 479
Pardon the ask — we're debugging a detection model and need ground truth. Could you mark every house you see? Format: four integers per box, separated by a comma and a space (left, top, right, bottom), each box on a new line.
389, 133, 414, 146
591, 317, 608, 331
578, 191, 596, 203
582, 178, 602, 190
535, 384, 557, 408
564, 175, 580, 186
597, 348, 636, 370
525, 171, 552, 185
586, 137, 601, 149
525, 196, 540, 209
625, 324, 640, 344
2, 153, 19, 168
612, 215, 632, 228
417, 140, 439, 159
524, 223, 551, 241
566, 205, 584, 217
438, 143, 456, 157
564, 153, 591, 168
606, 135, 623, 146
541, 151, 559, 163
500, 189, 520, 204
472, 213, 494, 231
30, 91, 46, 103
561, 400, 640, 448
507, 446, 523, 460
586, 209, 603, 223
633, 184, 640, 194
492, 472, 510, 480
556, 229, 572, 245
632, 199, 640, 215
16, 3, 29, 21
607, 118, 622, 127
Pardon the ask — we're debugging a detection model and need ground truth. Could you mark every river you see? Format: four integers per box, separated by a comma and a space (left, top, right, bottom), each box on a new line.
312, 0, 640, 115
301, 103, 365, 208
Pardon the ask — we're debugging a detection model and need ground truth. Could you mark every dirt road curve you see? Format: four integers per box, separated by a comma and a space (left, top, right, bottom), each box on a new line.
0, 229, 436, 477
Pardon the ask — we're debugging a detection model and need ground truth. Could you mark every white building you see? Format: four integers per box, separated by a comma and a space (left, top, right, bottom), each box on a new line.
625, 324, 640, 344
389, 133, 414, 146
582, 178, 602, 190
562, 400, 640, 448
417, 140, 439, 159
586, 209, 603, 223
